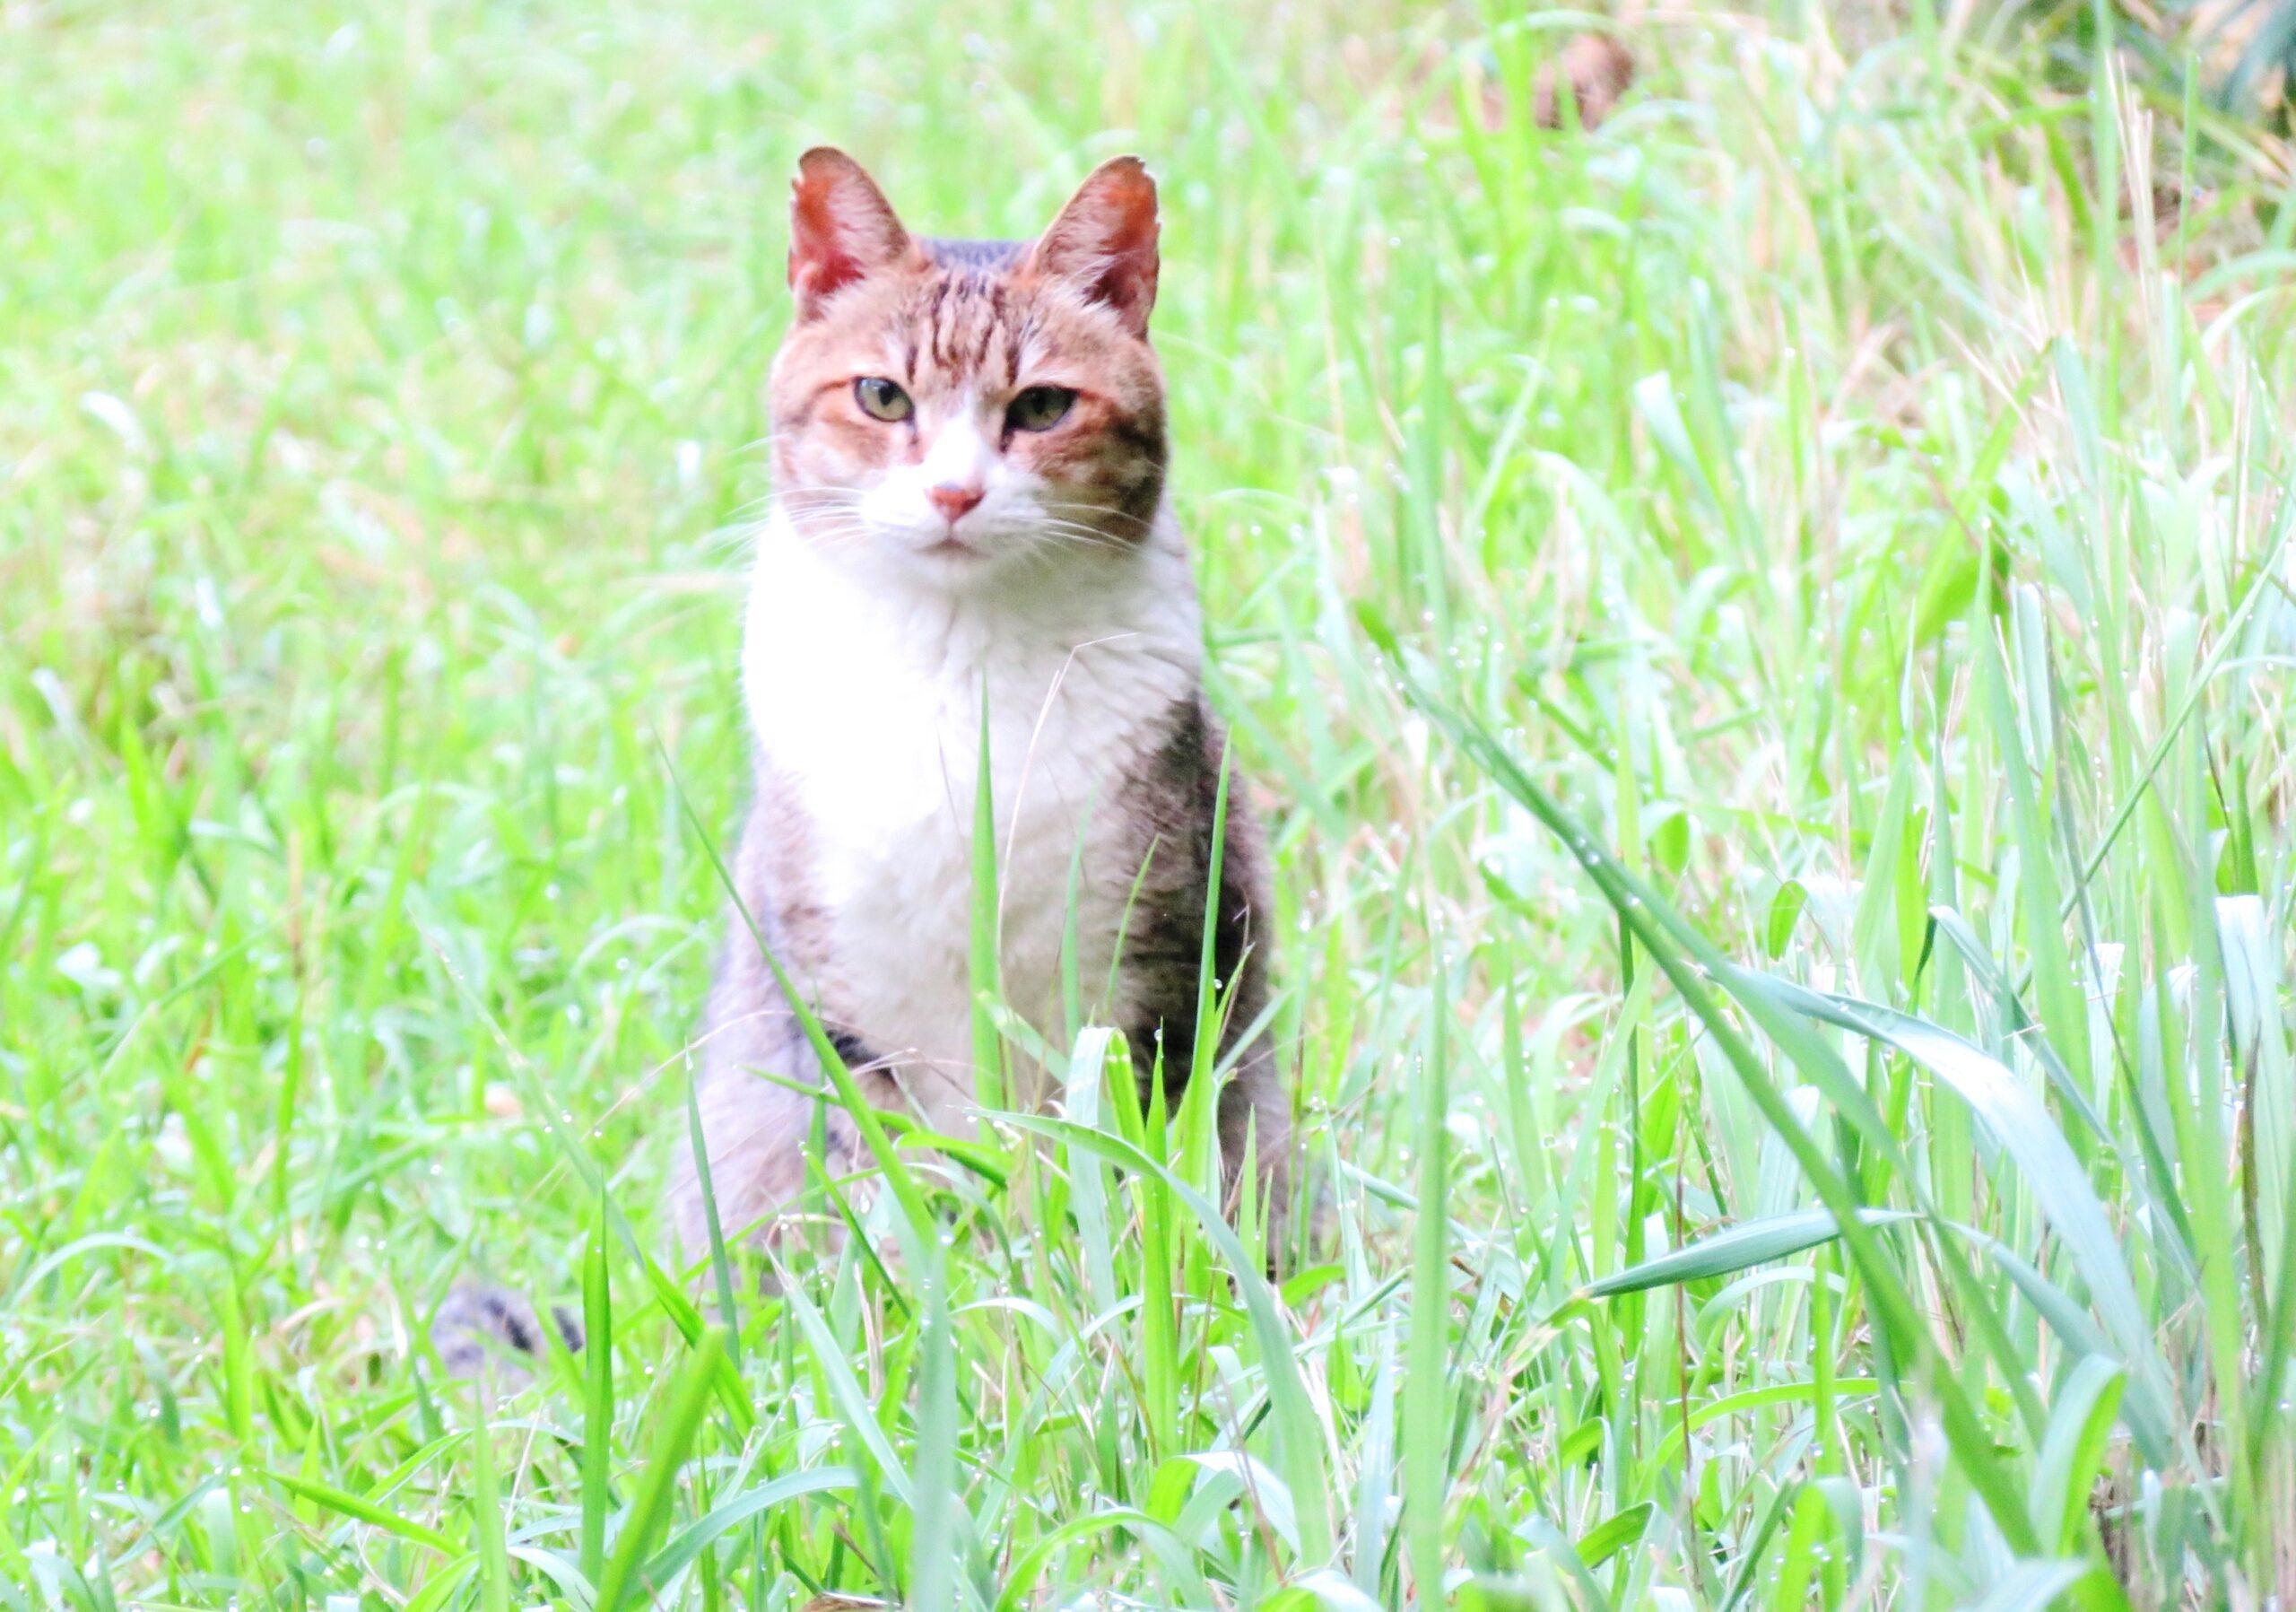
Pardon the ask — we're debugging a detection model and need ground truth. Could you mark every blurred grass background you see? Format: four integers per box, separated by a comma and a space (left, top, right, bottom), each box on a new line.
4, 1, 2295, 1607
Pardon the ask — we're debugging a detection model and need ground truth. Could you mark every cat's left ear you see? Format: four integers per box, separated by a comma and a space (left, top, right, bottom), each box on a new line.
1028, 156, 1160, 338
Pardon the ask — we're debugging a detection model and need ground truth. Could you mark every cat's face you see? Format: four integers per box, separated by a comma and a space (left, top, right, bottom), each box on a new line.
767, 148, 1169, 588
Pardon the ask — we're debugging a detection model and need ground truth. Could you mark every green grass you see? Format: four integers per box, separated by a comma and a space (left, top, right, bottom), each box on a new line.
5, 1, 2295, 1607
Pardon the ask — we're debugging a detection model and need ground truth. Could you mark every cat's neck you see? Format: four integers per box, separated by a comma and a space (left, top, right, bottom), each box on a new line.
744, 503, 1204, 695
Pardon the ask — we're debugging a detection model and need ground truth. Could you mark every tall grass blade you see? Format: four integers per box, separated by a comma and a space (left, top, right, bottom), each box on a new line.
1585, 1209, 1917, 1298
684, 1075, 744, 1362
1769, 982, 2181, 1450
2030, 1355, 2124, 1555
594, 1327, 727, 1612
638, 1468, 855, 1590
1004, 1113, 1335, 1564
579, 1189, 614, 1586
1405, 949, 1452, 1605
1376, 645, 2045, 1555
467, 1386, 510, 1612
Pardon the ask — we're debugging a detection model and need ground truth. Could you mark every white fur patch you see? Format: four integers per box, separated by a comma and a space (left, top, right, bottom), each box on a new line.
741, 504, 1202, 1133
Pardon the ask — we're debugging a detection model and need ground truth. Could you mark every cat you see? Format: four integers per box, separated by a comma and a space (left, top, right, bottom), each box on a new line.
433, 148, 1288, 1376
665, 148, 1290, 1263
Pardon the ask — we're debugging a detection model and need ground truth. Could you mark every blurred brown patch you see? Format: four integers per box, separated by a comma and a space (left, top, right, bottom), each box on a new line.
1534, 33, 1636, 130
2116, 174, 2238, 321
1368, 26, 1637, 141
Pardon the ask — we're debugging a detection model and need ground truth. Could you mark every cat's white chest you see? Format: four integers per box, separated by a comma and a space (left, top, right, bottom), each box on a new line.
742, 516, 1200, 1129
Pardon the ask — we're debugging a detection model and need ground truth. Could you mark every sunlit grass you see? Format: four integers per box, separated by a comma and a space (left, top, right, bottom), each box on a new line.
4, 2, 2294, 1607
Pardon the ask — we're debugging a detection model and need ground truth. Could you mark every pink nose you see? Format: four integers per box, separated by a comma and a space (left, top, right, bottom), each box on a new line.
927, 483, 984, 524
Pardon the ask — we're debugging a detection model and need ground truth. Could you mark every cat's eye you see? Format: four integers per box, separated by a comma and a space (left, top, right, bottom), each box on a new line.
1006, 385, 1076, 433
854, 377, 913, 423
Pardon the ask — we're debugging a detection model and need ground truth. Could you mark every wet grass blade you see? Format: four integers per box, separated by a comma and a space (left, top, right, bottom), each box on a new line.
639, 1468, 856, 1591
579, 1190, 613, 1587
1405, 946, 1452, 1604
594, 1327, 727, 1612
467, 1388, 509, 1612
1065, 1026, 1121, 1316
1585, 1210, 1917, 1298
1773, 981, 2182, 1456
684, 1074, 743, 1364
2031, 1355, 2124, 1555
264, 1472, 458, 1556
1005, 1112, 1335, 1565
1378, 649, 2045, 1555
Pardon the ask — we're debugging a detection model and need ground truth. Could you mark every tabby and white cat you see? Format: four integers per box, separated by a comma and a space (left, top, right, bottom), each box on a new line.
668, 149, 1288, 1255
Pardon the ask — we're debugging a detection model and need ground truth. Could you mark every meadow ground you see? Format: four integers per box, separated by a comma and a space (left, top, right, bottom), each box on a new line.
5, 2, 2295, 1608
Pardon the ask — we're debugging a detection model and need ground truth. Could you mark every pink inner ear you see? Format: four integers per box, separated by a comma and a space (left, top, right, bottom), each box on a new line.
789, 185, 866, 303
1034, 161, 1161, 335
787, 152, 913, 314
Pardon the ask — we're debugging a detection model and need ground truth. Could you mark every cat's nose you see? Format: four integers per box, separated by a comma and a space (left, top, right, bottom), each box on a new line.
927, 483, 985, 524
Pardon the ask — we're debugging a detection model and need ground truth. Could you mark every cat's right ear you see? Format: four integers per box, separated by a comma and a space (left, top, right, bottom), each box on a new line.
787, 148, 919, 319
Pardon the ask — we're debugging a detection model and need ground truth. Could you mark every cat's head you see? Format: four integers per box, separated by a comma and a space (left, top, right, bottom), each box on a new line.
767, 147, 1168, 587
